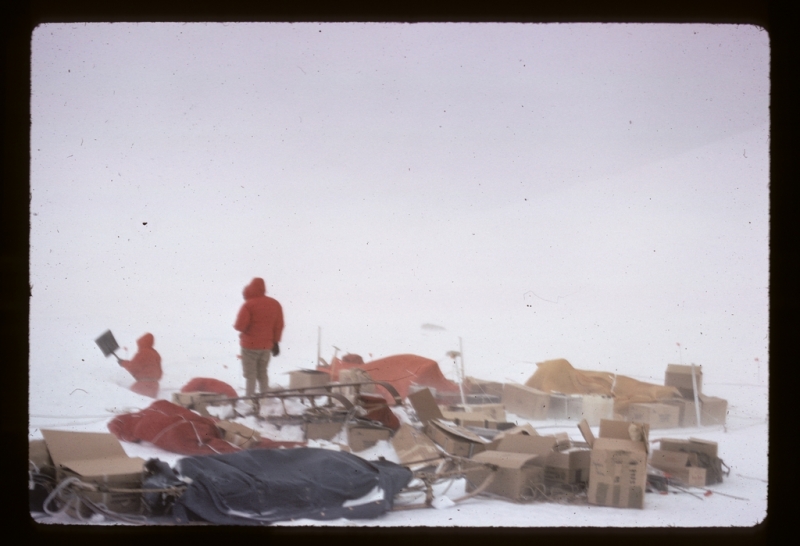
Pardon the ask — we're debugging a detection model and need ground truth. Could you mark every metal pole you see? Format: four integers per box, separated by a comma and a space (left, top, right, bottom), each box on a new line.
316, 327, 321, 368
459, 337, 466, 406
690, 362, 702, 426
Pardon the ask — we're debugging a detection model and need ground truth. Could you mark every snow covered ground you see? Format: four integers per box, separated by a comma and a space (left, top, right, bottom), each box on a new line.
28, 348, 768, 527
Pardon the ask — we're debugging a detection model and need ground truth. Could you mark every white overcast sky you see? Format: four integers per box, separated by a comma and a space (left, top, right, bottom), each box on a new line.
29, 23, 769, 384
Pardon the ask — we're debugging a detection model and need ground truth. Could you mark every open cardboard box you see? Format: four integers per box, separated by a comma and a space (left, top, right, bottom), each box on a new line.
425, 419, 490, 458
649, 449, 707, 487
41, 429, 145, 515
502, 382, 550, 420
657, 437, 722, 485
465, 451, 545, 501
578, 418, 650, 509
485, 423, 539, 450
408, 387, 445, 425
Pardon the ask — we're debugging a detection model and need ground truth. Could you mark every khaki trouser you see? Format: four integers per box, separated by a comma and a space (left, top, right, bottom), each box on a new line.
241, 348, 272, 397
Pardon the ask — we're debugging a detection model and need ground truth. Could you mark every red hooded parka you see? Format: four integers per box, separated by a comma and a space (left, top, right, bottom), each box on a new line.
120, 333, 162, 398
234, 278, 284, 350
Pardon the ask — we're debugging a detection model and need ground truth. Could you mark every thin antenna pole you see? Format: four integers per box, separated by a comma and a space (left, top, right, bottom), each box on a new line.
459, 337, 466, 406
459, 337, 465, 385
690, 362, 702, 426
317, 327, 321, 368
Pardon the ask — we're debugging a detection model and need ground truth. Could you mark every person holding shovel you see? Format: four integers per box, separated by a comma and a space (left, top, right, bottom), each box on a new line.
234, 277, 284, 400
119, 332, 162, 398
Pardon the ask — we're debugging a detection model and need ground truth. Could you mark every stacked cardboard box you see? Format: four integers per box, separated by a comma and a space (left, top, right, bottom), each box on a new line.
580, 394, 615, 426
547, 393, 583, 421
665, 364, 703, 398
662, 365, 728, 426
626, 402, 680, 429
578, 419, 650, 509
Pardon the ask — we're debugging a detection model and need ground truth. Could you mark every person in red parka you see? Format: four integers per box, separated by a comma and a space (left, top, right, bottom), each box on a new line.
119, 333, 163, 398
234, 278, 284, 397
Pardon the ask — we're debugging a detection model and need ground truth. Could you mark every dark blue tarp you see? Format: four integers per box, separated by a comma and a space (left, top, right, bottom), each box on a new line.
172, 447, 412, 525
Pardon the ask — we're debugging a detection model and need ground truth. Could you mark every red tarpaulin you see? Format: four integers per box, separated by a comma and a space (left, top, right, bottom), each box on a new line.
180, 377, 238, 398
322, 354, 459, 403
107, 400, 302, 456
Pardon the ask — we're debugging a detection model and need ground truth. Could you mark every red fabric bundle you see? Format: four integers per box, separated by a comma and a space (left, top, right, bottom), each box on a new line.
107, 400, 302, 456
325, 354, 460, 403
180, 377, 238, 398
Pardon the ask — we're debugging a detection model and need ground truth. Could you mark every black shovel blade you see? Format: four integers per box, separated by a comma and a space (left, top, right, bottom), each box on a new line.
95, 330, 120, 358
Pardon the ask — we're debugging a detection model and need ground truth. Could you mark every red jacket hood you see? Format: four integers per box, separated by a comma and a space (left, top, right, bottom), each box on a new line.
243, 278, 267, 300
136, 333, 155, 349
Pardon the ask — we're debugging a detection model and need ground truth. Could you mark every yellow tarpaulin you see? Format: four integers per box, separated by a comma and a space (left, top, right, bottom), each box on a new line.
524, 358, 681, 414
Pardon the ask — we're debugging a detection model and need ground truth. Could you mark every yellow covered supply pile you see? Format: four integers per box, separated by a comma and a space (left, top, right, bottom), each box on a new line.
524, 359, 681, 415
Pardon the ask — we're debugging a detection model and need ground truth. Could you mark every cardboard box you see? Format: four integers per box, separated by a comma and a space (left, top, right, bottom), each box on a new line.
495, 434, 558, 459
440, 410, 500, 429
660, 398, 697, 427
502, 383, 550, 420
304, 419, 345, 441
485, 423, 539, 450
649, 449, 707, 487
288, 369, 331, 390
579, 419, 650, 509
391, 424, 443, 469
347, 424, 392, 452
466, 451, 545, 501
699, 394, 728, 426
172, 391, 229, 416
544, 448, 591, 486
657, 437, 721, 485
425, 419, 489, 458
408, 388, 445, 424
446, 403, 506, 421
216, 420, 261, 448
665, 364, 703, 398
627, 403, 680, 429
661, 395, 728, 427
548, 393, 583, 421
580, 394, 615, 426
41, 429, 145, 514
